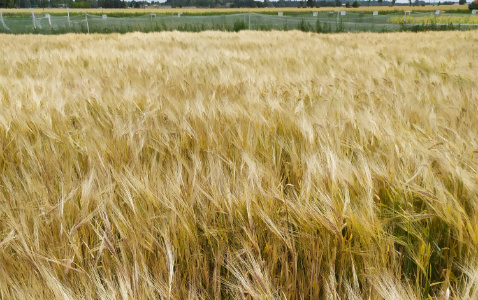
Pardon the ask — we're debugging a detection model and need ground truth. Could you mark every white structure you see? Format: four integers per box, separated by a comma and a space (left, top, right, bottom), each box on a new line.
0, 11, 10, 30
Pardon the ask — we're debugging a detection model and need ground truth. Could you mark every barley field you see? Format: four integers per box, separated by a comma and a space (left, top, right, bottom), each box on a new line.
389, 15, 478, 24
0, 31, 477, 299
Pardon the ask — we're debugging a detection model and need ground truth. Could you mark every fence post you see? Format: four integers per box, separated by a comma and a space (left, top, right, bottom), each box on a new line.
46, 14, 51, 27
248, 13, 251, 30
0, 11, 9, 31
32, 11, 36, 29
85, 14, 89, 33
67, 8, 70, 26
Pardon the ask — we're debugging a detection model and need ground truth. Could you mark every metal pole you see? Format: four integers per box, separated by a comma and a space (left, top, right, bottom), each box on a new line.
248, 13, 251, 30
85, 14, 89, 33
67, 8, 70, 26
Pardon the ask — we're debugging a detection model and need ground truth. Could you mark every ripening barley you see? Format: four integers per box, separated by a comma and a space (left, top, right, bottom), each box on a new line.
0, 30, 477, 299
389, 15, 478, 24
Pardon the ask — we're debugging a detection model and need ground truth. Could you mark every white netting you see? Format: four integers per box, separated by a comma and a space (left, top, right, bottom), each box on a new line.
0, 11, 476, 34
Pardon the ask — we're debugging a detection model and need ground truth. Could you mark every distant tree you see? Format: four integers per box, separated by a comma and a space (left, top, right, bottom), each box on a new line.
345, 1, 350, 6
86, 0, 97, 8
306, 0, 315, 7
352, 0, 359, 6
276, 0, 285, 6
458, 0, 465, 4
13, 0, 30, 8
71, 1, 90, 8
378, 0, 382, 5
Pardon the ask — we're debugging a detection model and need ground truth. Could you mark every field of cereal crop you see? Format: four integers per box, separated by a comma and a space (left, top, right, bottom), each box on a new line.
0, 30, 477, 299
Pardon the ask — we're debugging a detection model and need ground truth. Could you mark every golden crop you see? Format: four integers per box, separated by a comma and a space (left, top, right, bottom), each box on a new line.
0, 30, 477, 299
389, 15, 478, 24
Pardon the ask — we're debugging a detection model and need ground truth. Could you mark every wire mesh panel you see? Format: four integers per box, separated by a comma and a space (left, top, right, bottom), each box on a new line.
0, 11, 477, 34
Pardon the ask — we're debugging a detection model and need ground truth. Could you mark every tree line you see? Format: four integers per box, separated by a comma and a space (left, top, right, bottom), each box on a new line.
0, 0, 133, 8
4, 0, 455, 9
0, 0, 349, 9
165, 0, 348, 8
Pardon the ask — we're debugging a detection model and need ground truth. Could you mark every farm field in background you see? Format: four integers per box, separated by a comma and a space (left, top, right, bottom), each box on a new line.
390, 14, 478, 24
0, 30, 477, 299
1, 5, 472, 16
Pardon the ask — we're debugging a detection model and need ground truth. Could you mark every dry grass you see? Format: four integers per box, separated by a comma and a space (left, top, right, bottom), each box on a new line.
0, 30, 477, 299
4, 5, 471, 15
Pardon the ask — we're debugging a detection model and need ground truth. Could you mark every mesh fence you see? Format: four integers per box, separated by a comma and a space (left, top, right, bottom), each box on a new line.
0, 11, 477, 34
